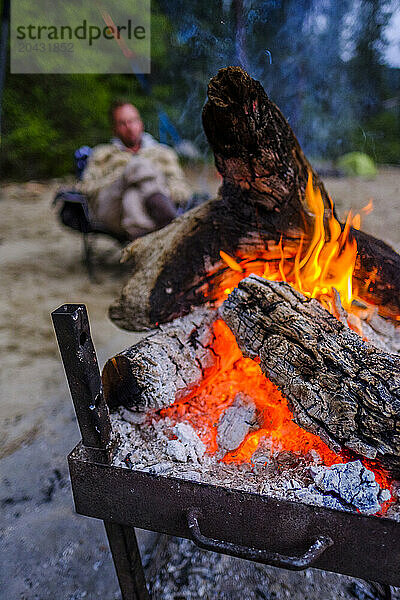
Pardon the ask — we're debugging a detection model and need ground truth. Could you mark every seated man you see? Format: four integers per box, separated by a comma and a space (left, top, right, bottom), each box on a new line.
80, 100, 191, 240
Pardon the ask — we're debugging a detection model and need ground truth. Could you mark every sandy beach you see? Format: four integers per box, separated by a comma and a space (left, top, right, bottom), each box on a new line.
0, 167, 399, 458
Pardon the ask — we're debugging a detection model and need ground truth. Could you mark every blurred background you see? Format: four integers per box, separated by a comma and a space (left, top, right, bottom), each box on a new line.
1, 0, 400, 179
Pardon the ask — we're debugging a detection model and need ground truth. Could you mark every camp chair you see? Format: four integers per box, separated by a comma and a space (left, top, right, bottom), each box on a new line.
53, 147, 129, 280
53, 189, 129, 281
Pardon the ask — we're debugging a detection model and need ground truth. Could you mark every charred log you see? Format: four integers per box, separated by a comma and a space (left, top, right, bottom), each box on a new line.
220, 275, 400, 477
110, 67, 400, 331
102, 307, 217, 411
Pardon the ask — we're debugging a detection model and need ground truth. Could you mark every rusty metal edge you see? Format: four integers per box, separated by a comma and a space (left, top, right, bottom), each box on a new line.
68, 443, 400, 587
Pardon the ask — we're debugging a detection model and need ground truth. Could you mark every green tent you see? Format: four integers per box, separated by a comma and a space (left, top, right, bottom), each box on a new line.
337, 152, 377, 177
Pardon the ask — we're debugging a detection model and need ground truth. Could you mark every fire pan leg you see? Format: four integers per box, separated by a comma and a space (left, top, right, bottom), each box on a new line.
104, 521, 150, 600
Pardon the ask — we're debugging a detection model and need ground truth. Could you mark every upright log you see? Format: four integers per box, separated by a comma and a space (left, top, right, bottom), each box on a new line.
220, 275, 400, 477
109, 67, 400, 331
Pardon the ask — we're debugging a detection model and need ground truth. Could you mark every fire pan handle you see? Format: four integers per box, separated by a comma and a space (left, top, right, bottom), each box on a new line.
187, 508, 333, 571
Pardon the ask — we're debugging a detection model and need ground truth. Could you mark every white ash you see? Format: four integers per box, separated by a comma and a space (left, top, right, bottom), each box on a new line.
306, 449, 323, 464
166, 440, 188, 462
332, 290, 400, 354
295, 485, 350, 512
110, 409, 400, 520
359, 309, 400, 354
294, 461, 391, 515
310, 461, 391, 515
217, 393, 258, 451
119, 408, 147, 425
166, 423, 206, 463
250, 438, 274, 466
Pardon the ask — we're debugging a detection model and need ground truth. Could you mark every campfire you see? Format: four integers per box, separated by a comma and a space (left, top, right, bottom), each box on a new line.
210, 169, 359, 318
103, 67, 400, 519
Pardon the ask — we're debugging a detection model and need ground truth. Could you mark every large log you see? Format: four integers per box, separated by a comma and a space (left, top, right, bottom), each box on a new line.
109, 67, 400, 331
102, 307, 217, 411
220, 275, 400, 477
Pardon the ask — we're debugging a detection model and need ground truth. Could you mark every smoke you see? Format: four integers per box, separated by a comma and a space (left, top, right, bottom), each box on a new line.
157, 0, 397, 162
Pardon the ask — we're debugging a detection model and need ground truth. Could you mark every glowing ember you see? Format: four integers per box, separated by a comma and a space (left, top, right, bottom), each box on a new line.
161, 319, 340, 462
160, 173, 393, 503
160, 319, 393, 498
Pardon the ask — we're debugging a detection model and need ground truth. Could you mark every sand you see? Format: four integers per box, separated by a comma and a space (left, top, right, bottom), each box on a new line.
0, 179, 138, 457
0, 167, 399, 458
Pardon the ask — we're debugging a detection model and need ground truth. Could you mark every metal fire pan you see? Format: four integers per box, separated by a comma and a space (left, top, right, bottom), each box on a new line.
68, 445, 400, 586
52, 303, 400, 589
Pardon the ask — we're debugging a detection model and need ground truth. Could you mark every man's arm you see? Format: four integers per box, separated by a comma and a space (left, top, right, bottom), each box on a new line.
79, 144, 130, 199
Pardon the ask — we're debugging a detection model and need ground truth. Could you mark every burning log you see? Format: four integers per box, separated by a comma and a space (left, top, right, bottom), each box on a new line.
102, 307, 217, 411
220, 275, 400, 477
109, 67, 400, 331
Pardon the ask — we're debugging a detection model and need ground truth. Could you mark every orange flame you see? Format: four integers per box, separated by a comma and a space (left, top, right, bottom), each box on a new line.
218, 172, 359, 314
362, 198, 374, 215
219, 250, 243, 272
161, 319, 341, 462
158, 172, 393, 507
